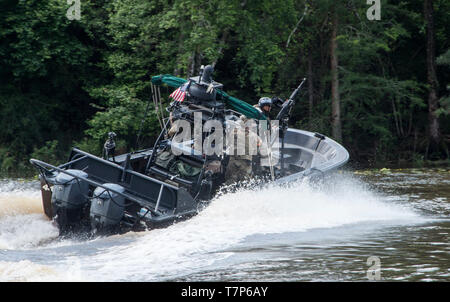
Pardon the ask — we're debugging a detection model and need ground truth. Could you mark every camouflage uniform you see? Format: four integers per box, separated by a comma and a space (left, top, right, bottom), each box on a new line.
224, 118, 261, 185
224, 156, 253, 184
250, 104, 278, 177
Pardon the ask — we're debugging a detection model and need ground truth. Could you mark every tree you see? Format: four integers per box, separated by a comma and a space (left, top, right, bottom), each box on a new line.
330, 4, 342, 142
424, 0, 441, 149
1, 0, 450, 175
0, 0, 100, 174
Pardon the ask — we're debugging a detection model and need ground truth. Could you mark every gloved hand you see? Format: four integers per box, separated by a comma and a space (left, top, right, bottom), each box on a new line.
271, 97, 284, 108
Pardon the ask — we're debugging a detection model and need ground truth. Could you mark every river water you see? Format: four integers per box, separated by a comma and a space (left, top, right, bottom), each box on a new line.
0, 168, 448, 281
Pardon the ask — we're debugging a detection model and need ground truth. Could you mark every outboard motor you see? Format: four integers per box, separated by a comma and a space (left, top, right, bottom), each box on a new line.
51, 169, 89, 231
90, 183, 126, 233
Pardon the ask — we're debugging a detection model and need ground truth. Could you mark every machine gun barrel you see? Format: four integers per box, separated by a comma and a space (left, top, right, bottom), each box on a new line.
288, 77, 307, 102
277, 77, 306, 176
276, 77, 307, 122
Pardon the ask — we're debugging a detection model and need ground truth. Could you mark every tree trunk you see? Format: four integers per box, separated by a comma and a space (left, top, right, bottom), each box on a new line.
212, 31, 229, 68
330, 10, 342, 142
174, 33, 185, 77
188, 49, 203, 77
188, 50, 197, 77
424, 0, 440, 145
308, 49, 314, 124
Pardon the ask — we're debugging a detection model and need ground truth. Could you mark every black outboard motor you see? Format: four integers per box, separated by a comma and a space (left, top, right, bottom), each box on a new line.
51, 169, 89, 231
90, 183, 126, 233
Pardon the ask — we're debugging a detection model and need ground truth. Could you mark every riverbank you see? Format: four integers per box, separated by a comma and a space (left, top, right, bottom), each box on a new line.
347, 159, 450, 171
1, 158, 449, 180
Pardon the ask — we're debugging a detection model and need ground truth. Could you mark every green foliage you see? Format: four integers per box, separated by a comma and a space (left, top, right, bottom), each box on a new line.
0, 0, 104, 174
437, 49, 450, 117
1, 0, 449, 175
72, 138, 102, 156
85, 84, 160, 148
0, 147, 15, 173
30, 140, 65, 165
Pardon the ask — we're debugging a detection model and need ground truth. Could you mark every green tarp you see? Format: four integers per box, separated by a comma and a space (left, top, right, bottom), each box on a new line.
151, 74, 187, 88
151, 74, 266, 120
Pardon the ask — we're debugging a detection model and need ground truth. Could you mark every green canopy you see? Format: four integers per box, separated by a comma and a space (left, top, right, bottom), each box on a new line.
151, 74, 266, 120
151, 74, 187, 88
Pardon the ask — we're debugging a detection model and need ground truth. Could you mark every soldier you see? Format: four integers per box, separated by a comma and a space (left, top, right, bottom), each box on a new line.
253, 96, 284, 179
254, 97, 273, 120
224, 117, 262, 185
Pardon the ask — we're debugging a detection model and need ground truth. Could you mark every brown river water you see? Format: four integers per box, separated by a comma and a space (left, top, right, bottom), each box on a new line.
0, 168, 448, 281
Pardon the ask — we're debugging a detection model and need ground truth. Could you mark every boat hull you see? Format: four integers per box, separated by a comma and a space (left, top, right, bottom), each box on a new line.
30, 128, 349, 235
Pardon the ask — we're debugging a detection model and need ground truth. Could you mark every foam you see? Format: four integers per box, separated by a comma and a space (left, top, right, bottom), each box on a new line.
0, 174, 421, 281
71, 173, 419, 281
0, 260, 83, 282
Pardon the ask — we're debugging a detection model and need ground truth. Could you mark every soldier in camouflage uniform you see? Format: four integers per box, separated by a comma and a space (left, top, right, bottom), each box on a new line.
253, 97, 277, 178
254, 97, 273, 120
224, 117, 262, 185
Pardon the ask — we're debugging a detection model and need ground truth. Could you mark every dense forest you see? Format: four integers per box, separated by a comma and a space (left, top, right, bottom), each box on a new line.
0, 0, 449, 176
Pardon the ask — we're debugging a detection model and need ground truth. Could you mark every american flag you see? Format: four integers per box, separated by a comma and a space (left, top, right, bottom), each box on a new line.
169, 83, 188, 102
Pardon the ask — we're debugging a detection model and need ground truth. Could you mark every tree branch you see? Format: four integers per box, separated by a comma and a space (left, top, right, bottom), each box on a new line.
286, 1, 309, 48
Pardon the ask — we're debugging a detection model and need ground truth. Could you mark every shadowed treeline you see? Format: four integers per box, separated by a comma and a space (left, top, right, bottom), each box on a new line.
0, 0, 449, 176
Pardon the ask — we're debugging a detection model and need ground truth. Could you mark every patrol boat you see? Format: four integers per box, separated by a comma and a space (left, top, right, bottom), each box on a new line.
30, 66, 349, 235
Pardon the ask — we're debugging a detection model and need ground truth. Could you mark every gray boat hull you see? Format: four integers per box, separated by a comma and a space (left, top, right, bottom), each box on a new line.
30, 127, 349, 235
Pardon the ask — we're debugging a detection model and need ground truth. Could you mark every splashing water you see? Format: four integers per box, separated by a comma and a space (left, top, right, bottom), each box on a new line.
0, 180, 59, 250
64, 173, 419, 281
0, 173, 422, 281
0, 260, 85, 282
